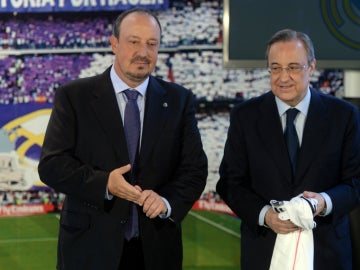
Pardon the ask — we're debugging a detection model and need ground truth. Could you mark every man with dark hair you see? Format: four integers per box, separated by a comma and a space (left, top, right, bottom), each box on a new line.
38, 8, 207, 270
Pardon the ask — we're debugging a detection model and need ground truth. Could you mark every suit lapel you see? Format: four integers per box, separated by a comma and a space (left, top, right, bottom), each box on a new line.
257, 92, 293, 181
90, 68, 129, 163
295, 89, 328, 184
139, 77, 167, 167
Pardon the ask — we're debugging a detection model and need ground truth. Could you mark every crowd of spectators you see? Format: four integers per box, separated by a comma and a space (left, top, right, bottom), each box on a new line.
0, 51, 343, 105
0, 0, 345, 200
0, 13, 113, 50
0, 189, 64, 208
0, 2, 221, 50
0, 54, 93, 104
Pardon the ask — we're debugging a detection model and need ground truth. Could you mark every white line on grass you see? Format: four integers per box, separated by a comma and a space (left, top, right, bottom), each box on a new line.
189, 211, 240, 238
0, 237, 57, 244
0, 212, 240, 243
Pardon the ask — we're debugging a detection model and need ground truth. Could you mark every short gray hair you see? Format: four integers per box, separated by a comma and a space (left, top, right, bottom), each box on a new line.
265, 29, 315, 66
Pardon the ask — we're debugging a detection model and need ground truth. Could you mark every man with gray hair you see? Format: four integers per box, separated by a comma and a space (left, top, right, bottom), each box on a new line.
217, 29, 360, 270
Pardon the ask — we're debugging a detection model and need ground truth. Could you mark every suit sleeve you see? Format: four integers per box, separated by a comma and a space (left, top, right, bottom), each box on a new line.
325, 105, 360, 221
38, 85, 109, 208
216, 107, 268, 233
157, 91, 208, 224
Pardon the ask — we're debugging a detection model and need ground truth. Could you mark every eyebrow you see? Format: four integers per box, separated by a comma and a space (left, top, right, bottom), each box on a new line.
127, 35, 159, 42
270, 62, 301, 66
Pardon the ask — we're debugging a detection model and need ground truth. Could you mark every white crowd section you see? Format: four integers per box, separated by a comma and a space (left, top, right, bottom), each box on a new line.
79, 52, 273, 100
0, 1, 345, 199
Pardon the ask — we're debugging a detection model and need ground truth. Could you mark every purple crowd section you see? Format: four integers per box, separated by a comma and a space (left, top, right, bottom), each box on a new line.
0, 1, 343, 105
0, 54, 93, 104
0, 2, 222, 50
0, 14, 114, 49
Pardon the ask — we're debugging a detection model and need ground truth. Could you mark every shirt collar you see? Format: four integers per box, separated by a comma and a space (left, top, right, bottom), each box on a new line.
110, 65, 148, 97
275, 87, 311, 117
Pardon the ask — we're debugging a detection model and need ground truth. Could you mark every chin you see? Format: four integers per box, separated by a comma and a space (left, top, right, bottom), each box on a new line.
279, 94, 298, 105
127, 70, 150, 81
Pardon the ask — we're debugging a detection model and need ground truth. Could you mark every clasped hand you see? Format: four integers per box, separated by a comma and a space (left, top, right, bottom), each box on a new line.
265, 191, 326, 234
107, 164, 167, 219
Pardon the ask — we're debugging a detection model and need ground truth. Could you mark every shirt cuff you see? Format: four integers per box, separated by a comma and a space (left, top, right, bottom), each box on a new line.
259, 205, 271, 226
319, 192, 332, 216
105, 186, 113, 200
159, 197, 171, 219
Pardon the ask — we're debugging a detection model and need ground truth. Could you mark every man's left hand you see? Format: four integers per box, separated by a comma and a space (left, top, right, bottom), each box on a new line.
303, 190, 326, 216
137, 189, 167, 219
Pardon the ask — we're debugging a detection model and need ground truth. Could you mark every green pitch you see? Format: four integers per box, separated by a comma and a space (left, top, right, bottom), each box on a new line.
0, 210, 240, 270
183, 210, 241, 270
0, 214, 58, 270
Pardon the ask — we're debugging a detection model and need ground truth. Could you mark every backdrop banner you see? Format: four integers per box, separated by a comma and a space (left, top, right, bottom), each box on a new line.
0, 103, 63, 216
0, 103, 232, 217
0, 0, 169, 13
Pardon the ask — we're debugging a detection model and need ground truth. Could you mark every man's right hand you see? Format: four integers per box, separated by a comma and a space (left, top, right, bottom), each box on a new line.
265, 208, 300, 234
107, 164, 142, 203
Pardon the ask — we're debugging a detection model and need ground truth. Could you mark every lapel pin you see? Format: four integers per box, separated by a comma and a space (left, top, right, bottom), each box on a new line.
163, 102, 168, 108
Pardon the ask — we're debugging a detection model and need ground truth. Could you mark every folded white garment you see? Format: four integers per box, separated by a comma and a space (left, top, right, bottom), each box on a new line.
269, 196, 318, 270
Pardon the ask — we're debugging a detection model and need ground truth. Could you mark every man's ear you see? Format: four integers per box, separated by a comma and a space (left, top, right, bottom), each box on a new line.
309, 59, 316, 76
109, 35, 118, 52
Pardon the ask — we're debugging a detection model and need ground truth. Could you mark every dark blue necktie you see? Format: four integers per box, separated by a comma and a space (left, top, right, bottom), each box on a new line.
123, 89, 140, 240
284, 108, 299, 176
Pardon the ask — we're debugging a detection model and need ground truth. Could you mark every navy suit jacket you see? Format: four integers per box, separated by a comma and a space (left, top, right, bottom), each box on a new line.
217, 89, 360, 270
38, 67, 207, 270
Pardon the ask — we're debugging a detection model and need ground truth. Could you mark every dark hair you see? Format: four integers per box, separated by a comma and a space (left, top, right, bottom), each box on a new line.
265, 29, 315, 66
112, 8, 162, 39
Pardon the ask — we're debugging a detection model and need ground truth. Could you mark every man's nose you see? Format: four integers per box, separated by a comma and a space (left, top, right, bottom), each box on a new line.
279, 68, 291, 80
137, 43, 148, 56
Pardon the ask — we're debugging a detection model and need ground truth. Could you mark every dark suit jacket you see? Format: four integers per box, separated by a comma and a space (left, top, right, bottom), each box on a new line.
217, 89, 360, 270
38, 67, 207, 270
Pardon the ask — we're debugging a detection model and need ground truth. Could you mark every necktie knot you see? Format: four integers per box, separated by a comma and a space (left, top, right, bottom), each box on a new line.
286, 108, 299, 124
124, 89, 140, 100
